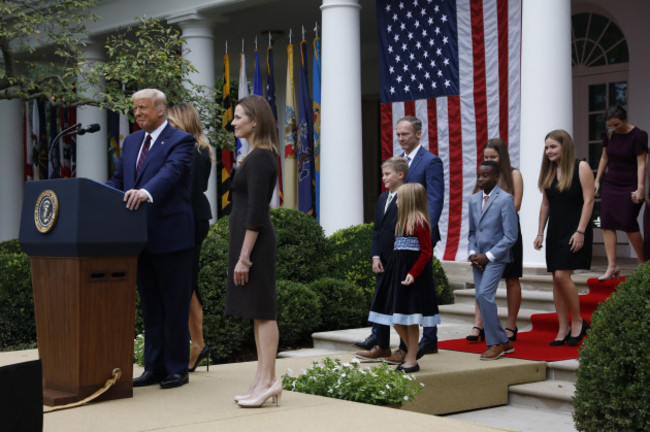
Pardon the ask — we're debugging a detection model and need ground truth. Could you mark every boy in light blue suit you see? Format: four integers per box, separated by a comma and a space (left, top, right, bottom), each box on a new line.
468, 160, 518, 360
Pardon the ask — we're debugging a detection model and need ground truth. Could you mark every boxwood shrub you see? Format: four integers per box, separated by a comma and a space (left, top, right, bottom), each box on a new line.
271, 208, 328, 283
309, 277, 369, 331
0, 251, 36, 350
573, 263, 650, 431
197, 217, 252, 362
276, 279, 321, 347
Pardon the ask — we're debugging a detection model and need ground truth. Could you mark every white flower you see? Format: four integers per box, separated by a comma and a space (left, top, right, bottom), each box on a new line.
420, 382, 425, 387
385, 384, 391, 390
404, 396, 409, 401
328, 389, 333, 393
351, 358, 361, 364
287, 368, 294, 375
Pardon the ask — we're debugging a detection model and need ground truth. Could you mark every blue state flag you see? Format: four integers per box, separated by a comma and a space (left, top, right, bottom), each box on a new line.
312, 37, 321, 221
253, 49, 263, 96
297, 39, 314, 216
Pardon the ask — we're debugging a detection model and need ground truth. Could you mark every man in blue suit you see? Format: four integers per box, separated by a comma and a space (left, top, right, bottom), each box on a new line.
107, 88, 195, 388
354, 116, 444, 362
468, 160, 517, 360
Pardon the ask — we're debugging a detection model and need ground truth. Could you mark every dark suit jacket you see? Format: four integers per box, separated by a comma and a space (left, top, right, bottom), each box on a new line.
371, 191, 398, 265
404, 146, 444, 245
107, 123, 195, 254
468, 185, 518, 263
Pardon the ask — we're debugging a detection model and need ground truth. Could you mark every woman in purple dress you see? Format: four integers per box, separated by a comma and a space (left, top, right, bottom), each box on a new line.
594, 105, 647, 280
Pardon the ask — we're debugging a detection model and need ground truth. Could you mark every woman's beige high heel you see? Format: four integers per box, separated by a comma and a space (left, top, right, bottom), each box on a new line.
233, 394, 251, 402
237, 380, 283, 408
598, 265, 621, 281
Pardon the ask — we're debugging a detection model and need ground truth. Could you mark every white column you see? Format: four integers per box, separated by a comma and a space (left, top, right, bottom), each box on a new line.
0, 100, 24, 241
169, 13, 218, 223
76, 41, 108, 182
519, 0, 573, 267
320, 0, 363, 235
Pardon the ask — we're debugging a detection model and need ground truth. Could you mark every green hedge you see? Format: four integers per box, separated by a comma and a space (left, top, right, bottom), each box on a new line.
197, 217, 252, 363
1, 209, 454, 361
0, 241, 36, 350
309, 277, 369, 331
276, 280, 321, 347
573, 263, 650, 431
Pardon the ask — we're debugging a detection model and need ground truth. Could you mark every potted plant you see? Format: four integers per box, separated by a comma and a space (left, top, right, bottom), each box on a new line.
281, 357, 424, 407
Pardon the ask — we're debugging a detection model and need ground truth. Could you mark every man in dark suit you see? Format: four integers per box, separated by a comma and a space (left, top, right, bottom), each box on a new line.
107, 88, 195, 389
468, 160, 517, 360
354, 116, 444, 361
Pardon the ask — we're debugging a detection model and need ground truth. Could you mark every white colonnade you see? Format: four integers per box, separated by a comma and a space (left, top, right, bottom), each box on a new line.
76, 41, 109, 182
319, 0, 364, 235
171, 13, 219, 222
519, 0, 574, 267
0, 100, 24, 242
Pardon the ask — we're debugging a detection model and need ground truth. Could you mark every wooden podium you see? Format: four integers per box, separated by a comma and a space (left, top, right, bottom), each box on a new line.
19, 178, 147, 406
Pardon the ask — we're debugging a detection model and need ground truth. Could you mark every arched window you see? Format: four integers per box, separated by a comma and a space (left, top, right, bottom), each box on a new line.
572, 12, 629, 67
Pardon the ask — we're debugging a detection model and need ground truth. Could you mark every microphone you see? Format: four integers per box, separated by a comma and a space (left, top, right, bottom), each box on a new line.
77, 123, 101, 135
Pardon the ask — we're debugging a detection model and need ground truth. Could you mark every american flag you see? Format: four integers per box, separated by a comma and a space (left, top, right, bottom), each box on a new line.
378, 0, 521, 261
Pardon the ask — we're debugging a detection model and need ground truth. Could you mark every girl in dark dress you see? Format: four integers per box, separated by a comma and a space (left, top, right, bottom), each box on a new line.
594, 105, 647, 279
534, 130, 594, 347
368, 183, 440, 373
466, 138, 523, 343
227, 95, 281, 408
167, 103, 213, 372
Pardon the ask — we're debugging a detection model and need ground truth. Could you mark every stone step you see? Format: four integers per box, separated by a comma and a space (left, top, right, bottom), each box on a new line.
453, 287, 556, 311
437, 302, 541, 330
508, 380, 576, 413
546, 359, 579, 383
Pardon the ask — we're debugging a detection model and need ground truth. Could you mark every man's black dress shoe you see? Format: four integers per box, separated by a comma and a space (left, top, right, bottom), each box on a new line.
160, 373, 189, 389
133, 371, 164, 387
416, 343, 438, 359
351, 334, 377, 351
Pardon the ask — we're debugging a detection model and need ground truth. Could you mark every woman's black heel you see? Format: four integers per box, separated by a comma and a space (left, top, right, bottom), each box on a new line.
189, 345, 210, 372
466, 326, 485, 342
567, 320, 588, 346
505, 327, 518, 342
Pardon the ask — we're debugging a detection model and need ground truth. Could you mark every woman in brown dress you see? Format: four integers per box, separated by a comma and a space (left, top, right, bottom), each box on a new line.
594, 105, 647, 279
226, 95, 281, 408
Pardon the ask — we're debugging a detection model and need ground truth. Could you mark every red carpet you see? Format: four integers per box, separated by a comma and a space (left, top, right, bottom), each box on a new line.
439, 277, 622, 361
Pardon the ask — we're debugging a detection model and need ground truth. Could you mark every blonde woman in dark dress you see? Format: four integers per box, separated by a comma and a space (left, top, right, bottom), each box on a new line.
167, 103, 213, 372
534, 130, 594, 347
227, 95, 281, 408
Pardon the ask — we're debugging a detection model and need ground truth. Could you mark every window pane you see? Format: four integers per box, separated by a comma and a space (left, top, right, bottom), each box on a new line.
589, 113, 606, 141
572, 13, 589, 39
607, 40, 629, 64
599, 23, 624, 52
609, 82, 628, 107
589, 142, 602, 169
589, 84, 607, 111
588, 14, 609, 42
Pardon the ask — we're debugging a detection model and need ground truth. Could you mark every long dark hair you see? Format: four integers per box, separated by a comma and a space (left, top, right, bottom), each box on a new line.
234, 94, 279, 156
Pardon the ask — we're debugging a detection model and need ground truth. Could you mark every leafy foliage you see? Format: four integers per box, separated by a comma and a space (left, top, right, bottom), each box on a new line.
198, 219, 252, 362
326, 224, 376, 298
309, 277, 370, 331
0, 8, 230, 149
573, 264, 650, 431
0, 252, 36, 350
276, 280, 321, 347
0, 0, 97, 100
271, 208, 328, 283
282, 357, 424, 406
